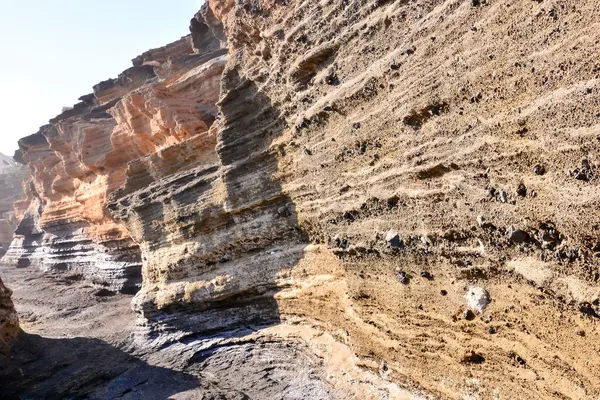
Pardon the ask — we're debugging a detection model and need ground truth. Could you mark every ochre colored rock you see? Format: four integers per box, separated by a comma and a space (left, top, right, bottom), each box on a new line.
116, 1, 600, 398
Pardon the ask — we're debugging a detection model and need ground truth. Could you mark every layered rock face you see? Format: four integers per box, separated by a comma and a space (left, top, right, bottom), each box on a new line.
0, 277, 17, 362
0, 155, 28, 258
119, 0, 599, 398
2, 7, 226, 293
4, 0, 600, 398
108, 56, 308, 338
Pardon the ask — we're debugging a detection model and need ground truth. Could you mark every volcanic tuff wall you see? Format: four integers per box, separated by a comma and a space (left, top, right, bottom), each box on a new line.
4, 0, 600, 398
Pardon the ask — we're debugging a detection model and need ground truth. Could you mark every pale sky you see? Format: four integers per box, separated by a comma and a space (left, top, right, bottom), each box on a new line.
0, 0, 204, 156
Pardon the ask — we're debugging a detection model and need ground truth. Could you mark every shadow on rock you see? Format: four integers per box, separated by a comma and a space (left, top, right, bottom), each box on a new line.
0, 331, 202, 400
113, 67, 311, 343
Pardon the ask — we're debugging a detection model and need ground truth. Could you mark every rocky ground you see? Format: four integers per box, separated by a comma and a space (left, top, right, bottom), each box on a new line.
0, 267, 346, 400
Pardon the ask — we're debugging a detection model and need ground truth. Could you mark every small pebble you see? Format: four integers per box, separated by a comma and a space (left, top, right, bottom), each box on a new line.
463, 309, 476, 320
420, 271, 433, 280
421, 235, 433, 246
386, 230, 403, 248
533, 164, 546, 175
465, 286, 491, 313
462, 350, 485, 364
395, 268, 409, 285
476, 215, 494, 229
507, 226, 530, 243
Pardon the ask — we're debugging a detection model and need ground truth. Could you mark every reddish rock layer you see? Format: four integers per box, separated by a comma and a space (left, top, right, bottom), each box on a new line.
2, 5, 226, 293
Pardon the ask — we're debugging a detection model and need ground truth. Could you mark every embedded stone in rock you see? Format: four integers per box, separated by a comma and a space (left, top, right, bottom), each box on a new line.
533, 164, 547, 175
331, 235, 348, 249
395, 268, 409, 284
476, 215, 494, 229
420, 271, 433, 280
462, 350, 485, 364
465, 287, 491, 314
507, 227, 530, 244
421, 235, 433, 246
385, 230, 402, 247
463, 309, 475, 320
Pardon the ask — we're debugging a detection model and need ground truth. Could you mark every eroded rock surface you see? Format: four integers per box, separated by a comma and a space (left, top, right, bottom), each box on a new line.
2, 0, 600, 399
1, 6, 226, 294
0, 155, 27, 258
0, 276, 17, 364
0, 267, 339, 400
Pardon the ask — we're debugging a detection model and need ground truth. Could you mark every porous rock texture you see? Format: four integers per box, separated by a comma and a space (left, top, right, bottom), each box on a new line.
3, 0, 600, 399
0, 276, 18, 364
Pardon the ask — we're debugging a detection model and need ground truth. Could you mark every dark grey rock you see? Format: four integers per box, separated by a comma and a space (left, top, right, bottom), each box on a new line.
463, 309, 476, 320
533, 164, 546, 175
507, 227, 530, 243
395, 269, 409, 284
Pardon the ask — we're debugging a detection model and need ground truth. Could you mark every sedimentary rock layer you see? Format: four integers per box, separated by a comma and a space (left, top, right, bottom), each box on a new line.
214, 1, 600, 398
2, 6, 226, 293
118, 0, 600, 398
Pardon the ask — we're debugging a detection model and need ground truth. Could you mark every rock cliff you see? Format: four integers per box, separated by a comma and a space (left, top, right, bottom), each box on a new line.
2, 0, 600, 398
2, 7, 226, 293
0, 155, 28, 258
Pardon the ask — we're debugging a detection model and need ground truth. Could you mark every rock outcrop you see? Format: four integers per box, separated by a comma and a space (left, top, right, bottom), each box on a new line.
2, 7, 226, 294
0, 277, 17, 363
3, 0, 600, 398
